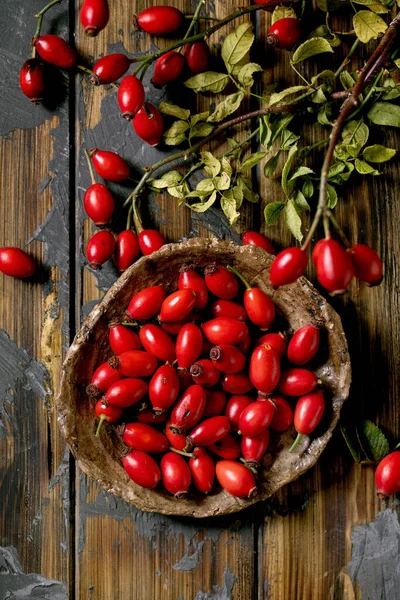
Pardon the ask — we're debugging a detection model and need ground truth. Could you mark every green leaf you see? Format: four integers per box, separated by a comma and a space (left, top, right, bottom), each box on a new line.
271, 6, 297, 23
355, 159, 380, 174
312, 88, 328, 104
190, 111, 209, 126
302, 179, 314, 198
281, 144, 298, 197
264, 201, 284, 225
326, 183, 338, 209
207, 92, 245, 123
196, 178, 216, 193
221, 190, 241, 225
238, 177, 259, 203
158, 102, 190, 120
190, 122, 215, 139
368, 102, 400, 127
328, 162, 346, 178
188, 191, 218, 213
340, 71, 356, 90
318, 103, 334, 125
184, 72, 230, 93
221, 22, 254, 71
363, 144, 396, 163
352, 0, 389, 13
221, 157, 233, 178
215, 172, 231, 191
239, 152, 267, 171
361, 420, 390, 461
294, 190, 310, 212
264, 152, 281, 177
291, 37, 334, 64
151, 170, 183, 189
334, 144, 351, 161
340, 425, 362, 463
285, 199, 303, 242
163, 120, 190, 146
394, 58, 400, 69
237, 63, 263, 88
289, 166, 314, 181
311, 70, 335, 93
280, 130, 300, 150
201, 151, 221, 177
353, 11, 387, 43
342, 119, 369, 147
269, 85, 309, 106
167, 183, 190, 202
382, 88, 400, 101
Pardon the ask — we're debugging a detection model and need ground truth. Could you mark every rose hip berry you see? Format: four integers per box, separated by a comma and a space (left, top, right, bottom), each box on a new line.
33, 35, 77, 68
216, 460, 257, 498
127, 286, 166, 321
183, 41, 210, 74
222, 371, 253, 394
91, 53, 131, 85
121, 422, 168, 453
238, 400, 275, 436
290, 390, 325, 452
176, 323, 203, 370
208, 434, 241, 460
269, 247, 308, 287
139, 324, 176, 363
241, 429, 270, 466
161, 452, 191, 497
225, 395, 252, 430
108, 323, 141, 355
186, 416, 231, 449
109, 349, 158, 378
105, 378, 148, 408
152, 51, 186, 86
202, 317, 248, 346
138, 408, 168, 424
166, 422, 187, 451
256, 332, 287, 358
118, 75, 145, 120
189, 448, 215, 493
242, 231, 275, 255
347, 244, 383, 285
190, 359, 220, 387
267, 18, 302, 49
133, 103, 164, 147
249, 344, 280, 394
83, 183, 115, 226
80, 0, 109, 36
136, 6, 184, 35
270, 396, 294, 431
20, 59, 45, 104
169, 384, 206, 433
203, 390, 227, 417
86, 361, 121, 398
86, 230, 116, 269
287, 323, 320, 366
159, 289, 197, 323
114, 230, 140, 272
227, 265, 275, 329
137, 229, 165, 255
178, 267, 208, 310
95, 400, 123, 436
149, 363, 180, 414
278, 368, 318, 396
90, 149, 130, 181
312, 238, 354, 294
122, 450, 161, 489
0, 247, 36, 279
375, 451, 400, 498
209, 344, 246, 374
204, 265, 239, 299
211, 299, 247, 322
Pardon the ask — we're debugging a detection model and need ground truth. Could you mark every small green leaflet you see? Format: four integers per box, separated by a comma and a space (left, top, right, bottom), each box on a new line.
184, 72, 230, 93
326, 183, 338, 209
188, 191, 217, 212
269, 85, 309, 106
221, 189, 241, 225
221, 157, 233, 178
394, 58, 400, 69
302, 180, 314, 198
291, 37, 334, 64
294, 190, 310, 212
215, 172, 231, 191
158, 102, 190, 120
271, 5, 297, 23
196, 178, 216, 193
289, 166, 314, 181
163, 120, 189, 146
238, 177, 259, 203
352, 0, 389, 13
190, 123, 215, 139
340, 425, 362, 463
221, 22, 254, 72
285, 199, 303, 242
237, 63, 262, 88
353, 11, 387, 43
264, 152, 281, 177
239, 152, 267, 171
151, 170, 183, 189
361, 420, 390, 461
368, 102, 400, 127
355, 159, 380, 175
342, 119, 369, 147
281, 144, 298, 197
264, 201, 284, 225
200, 151, 221, 177
280, 130, 300, 150
362, 145, 397, 163
167, 183, 190, 203
207, 92, 244, 123
340, 71, 356, 90
191, 111, 209, 126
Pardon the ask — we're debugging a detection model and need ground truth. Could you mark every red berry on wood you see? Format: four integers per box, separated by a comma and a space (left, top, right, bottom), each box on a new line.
138, 229, 166, 255
118, 75, 145, 119
249, 344, 280, 394
241, 429, 270, 466
127, 286, 166, 321
290, 390, 325, 452
160, 289, 197, 323
85, 230, 116, 269
80, 0, 109, 36
108, 323, 141, 355
189, 448, 215, 493
122, 422, 169, 453
90, 149, 130, 181
0, 247, 36, 279
208, 434, 241, 460
104, 377, 148, 408
92, 53, 130, 85
114, 230, 140, 272
152, 51, 186, 86
204, 265, 239, 299
178, 267, 208, 310
183, 40, 210, 75
222, 371, 253, 395
211, 299, 247, 321
160, 452, 191, 497
242, 231, 275, 255
269, 247, 308, 287
169, 384, 206, 433
19, 59, 45, 104
267, 18, 302, 49
136, 6, 184, 35
109, 349, 158, 378
347, 243, 383, 285
375, 451, 400, 498
33, 35, 77, 69
122, 450, 161, 489
209, 344, 246, 374
139, 324, 176, 363
87, 361, 121, 398
238, 400, 275, 436
215, 460, 257, 498
256, 332, 286, 358
278, 368, 318, 396
149, 363, 180, 414
175, 323, 203, 370
287, 323, 320, 366
202, 317, 248, 346
133, 103, 164, 147
83, 183, 115, 226
312, 238, 354, 294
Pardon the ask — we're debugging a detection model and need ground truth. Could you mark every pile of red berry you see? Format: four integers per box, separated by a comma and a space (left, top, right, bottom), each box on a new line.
88, 261, 327, 499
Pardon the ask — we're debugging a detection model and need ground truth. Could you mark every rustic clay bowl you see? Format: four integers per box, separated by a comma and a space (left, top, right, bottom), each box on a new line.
56, 238, 351, 518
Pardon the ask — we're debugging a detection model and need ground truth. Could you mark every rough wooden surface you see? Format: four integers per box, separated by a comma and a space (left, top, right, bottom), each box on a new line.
0, 0, 400, 599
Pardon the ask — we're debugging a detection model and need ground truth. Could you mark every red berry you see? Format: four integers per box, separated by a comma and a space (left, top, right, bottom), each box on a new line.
118, 75, 145, 120
139, 324, 176, 363
238, 332, 252, 354
136, 6, 184, 35
242, 231, 275, 255
190, 359, 220, 387
87, 361, 121, 398
109, 350, 158, 378
138, 229, 165, 255
269, 247, 308, 287
211, 299, 247, 321
238, 400, 275, 436
287, 323, 320, 366
187, 416, 231, 448
161, 452, 191, 497
241, 429, 270, 465
175, 323, 203, 370
104, 378, 148, 408
169, 384, 206, 433
160, 289, 197, 323
152, 51, 185, 86
122, 450, 160, 489
208, 434, 241, 460
209, 344, 246, 374
204, 265, 239, 299
293, 390, 325, 435
222, 371, 253, 395
203, 390, 227, 417
278, 368, 318, 396
375, 451, 400, 498
267, 18, 302, 49
133, 104, 164, 147
249, 344, 280, 394
256, 332, 286, 358
127, 286, 166, 321
244, 287, 275, 330
122, 422, 168, 453
83, 183, 115, 226
137, 408, 168, 424
160, 318, 191, 336
224, 395, 252, 430
90, 149, 130, 181
114, 230, 140, 272
270, 395, 294, 431
0, 247, 36, 279
92, 53, 130, 85
189, 448, 215, 493
312, 238, 354, 294
202, 317, 248, 346
95, 399, 122, 436
178, 268, 208, 310
347, 243, 383, 285
215, 460, 257, 498
165, 421, 187, 450
20, 59, 45, 104
149, 363, 180, 413
33, 35, 77, 68
183, 40, 210, 74
109, 323, 141, 355
80, 0, 109, 36
85, 230, 116, 269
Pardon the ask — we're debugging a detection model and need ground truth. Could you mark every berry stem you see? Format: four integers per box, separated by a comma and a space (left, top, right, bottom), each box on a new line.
289, 432, 303, 453
227, 265, 251, 290
83, 148, 97, 185
32, 0, 64, 56
183, 0, 206, 41
95, 414, 107, 437
169, 447, 194, 459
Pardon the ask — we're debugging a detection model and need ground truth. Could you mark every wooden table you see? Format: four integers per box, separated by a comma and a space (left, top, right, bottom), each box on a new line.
1, 1, 399, 598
